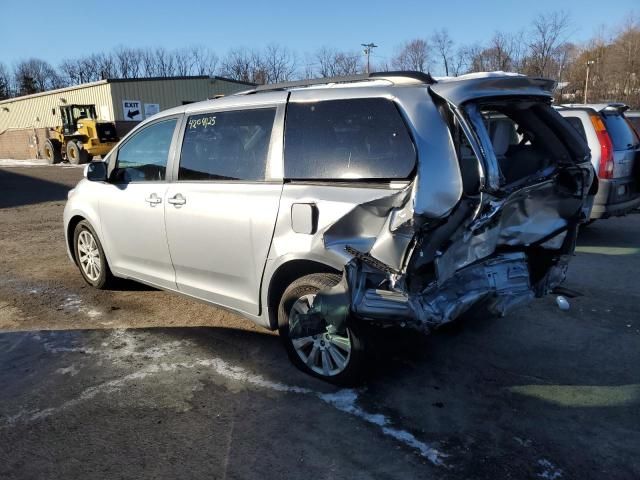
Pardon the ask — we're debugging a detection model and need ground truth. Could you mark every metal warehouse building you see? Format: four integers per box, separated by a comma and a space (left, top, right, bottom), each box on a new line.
0, 76, 254, 160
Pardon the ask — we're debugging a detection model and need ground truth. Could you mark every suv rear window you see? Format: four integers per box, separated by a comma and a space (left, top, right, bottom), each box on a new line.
602, 113, 640, 150
284, 98, 416, 180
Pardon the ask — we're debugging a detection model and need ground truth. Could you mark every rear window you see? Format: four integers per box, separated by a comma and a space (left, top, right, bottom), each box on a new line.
564, 116, 587, 141
284, 98, 416, 180
602, 113, 639, 150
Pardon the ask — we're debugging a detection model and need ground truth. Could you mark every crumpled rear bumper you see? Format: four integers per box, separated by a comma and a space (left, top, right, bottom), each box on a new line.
293, 161, 594, 337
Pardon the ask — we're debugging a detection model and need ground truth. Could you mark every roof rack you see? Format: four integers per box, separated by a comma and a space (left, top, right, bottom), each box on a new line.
243, 71, 436, 94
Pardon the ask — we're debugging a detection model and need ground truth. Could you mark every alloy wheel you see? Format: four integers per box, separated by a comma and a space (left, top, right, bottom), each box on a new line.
288, 293, 352, 377
77, 230, 101, 281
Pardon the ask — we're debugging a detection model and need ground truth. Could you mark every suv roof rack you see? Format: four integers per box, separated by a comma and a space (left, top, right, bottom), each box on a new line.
242, 71, 436, 94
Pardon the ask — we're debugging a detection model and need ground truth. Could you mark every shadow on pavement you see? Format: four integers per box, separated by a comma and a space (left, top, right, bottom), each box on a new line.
0, 169, 73, 209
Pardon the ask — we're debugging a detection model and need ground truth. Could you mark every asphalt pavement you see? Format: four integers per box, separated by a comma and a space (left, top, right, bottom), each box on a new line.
0, 164, 638, 479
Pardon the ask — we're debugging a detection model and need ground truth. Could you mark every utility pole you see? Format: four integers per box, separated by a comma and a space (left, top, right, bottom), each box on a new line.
361, 43, 378, 74
584, 60, 595, 104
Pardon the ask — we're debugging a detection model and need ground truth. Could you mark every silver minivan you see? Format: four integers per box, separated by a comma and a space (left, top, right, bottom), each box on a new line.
64, 72, 595, 384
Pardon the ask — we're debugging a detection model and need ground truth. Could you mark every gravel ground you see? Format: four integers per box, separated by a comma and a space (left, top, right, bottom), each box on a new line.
0, 164, 639, 479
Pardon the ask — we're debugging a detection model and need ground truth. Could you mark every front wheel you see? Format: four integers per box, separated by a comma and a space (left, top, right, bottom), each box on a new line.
73, 220, 114, 289
278, 273, 367, 385
66, 141, 89, 165
44, 139, 62, 164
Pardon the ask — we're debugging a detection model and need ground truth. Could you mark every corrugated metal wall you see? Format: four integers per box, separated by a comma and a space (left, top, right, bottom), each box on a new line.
0, 77, 253, 158
0, 82, 113, 131
108, 77, 250, 120
0, 77, 251, 132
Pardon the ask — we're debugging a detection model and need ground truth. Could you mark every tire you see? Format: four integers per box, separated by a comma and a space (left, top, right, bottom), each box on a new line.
278, 273, 367, 385
44, 139, 62, 164
73, 220, 115, 289
66, 141, 89, 165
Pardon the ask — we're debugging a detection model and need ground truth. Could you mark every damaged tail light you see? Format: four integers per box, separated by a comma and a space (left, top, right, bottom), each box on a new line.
590, 113, 615, 179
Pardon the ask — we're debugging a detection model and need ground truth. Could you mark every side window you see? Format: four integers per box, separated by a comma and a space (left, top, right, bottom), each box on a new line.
115, 118, 177, 182
179, 108, 276, 181
284, 98, 416, 180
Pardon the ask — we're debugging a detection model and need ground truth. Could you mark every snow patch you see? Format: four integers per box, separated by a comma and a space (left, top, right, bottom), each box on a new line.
537, 459, 563, 479
319, 389, 447, 465
0, 159, 49, 167
59, 294, 102, 319
0, 158, 83, 168
56, 365, 79, 376
11, 333, 447, 465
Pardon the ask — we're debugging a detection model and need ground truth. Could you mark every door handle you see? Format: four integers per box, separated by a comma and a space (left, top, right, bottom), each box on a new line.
145, 193, 162, 206
167, 193, 186, 206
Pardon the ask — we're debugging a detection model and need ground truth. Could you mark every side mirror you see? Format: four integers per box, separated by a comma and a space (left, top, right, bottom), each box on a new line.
84, 161, 108, 182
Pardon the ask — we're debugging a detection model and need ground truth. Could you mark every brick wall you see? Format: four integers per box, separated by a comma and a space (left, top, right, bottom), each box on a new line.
1, 121, 148, 160
0, 128, 51, 160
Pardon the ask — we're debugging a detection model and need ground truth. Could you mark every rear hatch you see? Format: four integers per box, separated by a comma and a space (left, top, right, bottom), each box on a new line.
328, 75, 595, 331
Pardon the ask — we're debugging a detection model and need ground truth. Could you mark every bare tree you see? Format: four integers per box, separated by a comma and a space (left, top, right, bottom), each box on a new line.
153, 48, 175, 77
312, 47, 361, 77
221, 48, 267, 84
391, 39, 431, 72
449, 47, 471, 76
173, 48, 194, 76
314, 47, 337, 77
526, 11, 571, 77
333, 51, 361, 75
114, 47, 143, 78
609, 16, 640, 104
432, 29, 454, 76
188, 46, 218, 76
14, 58, 61, 94
263, 44, 296, 83
0, 62, 12, 99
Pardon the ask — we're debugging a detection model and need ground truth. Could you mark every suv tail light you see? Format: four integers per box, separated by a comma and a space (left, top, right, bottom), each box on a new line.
589, 113, 614, 179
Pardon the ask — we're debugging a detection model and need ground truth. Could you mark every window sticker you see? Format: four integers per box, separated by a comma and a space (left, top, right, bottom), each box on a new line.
188, 116, 217, 129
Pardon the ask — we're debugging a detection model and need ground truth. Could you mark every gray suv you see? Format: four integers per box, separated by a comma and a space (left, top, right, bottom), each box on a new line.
557, 104, 640, 219
64, 72, 595, 384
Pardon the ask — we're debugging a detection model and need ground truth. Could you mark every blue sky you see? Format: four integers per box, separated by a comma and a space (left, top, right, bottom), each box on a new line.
0, 0, 636, 72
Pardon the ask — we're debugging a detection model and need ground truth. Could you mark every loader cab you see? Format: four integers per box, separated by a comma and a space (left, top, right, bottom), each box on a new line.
60, 104, 97, 135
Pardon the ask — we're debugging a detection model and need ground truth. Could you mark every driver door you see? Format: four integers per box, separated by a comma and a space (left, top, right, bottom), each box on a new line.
98, 116, 182, 289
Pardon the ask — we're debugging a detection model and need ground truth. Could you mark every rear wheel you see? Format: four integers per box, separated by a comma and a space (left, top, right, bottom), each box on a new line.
73, 220, 114, 289
44, 139, 62, 164
278, 273, 367, 385
66, 141, 89, 165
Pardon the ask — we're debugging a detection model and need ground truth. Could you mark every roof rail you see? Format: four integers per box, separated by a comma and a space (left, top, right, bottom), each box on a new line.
370, 70, 436, 84
242, 71, 436, 95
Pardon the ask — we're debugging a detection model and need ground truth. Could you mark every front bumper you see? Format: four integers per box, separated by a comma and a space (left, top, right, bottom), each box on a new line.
591, 177, 640, 219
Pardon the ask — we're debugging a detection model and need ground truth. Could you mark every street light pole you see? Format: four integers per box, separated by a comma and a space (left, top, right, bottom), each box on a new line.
584, 60, 595, 104
361, 43, 378, 74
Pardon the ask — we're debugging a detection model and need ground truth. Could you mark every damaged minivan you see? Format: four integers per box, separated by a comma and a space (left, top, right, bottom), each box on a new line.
64, 71, 595, 384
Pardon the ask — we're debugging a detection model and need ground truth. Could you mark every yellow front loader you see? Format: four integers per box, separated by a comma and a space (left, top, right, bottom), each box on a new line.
44, 104, 119, 164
